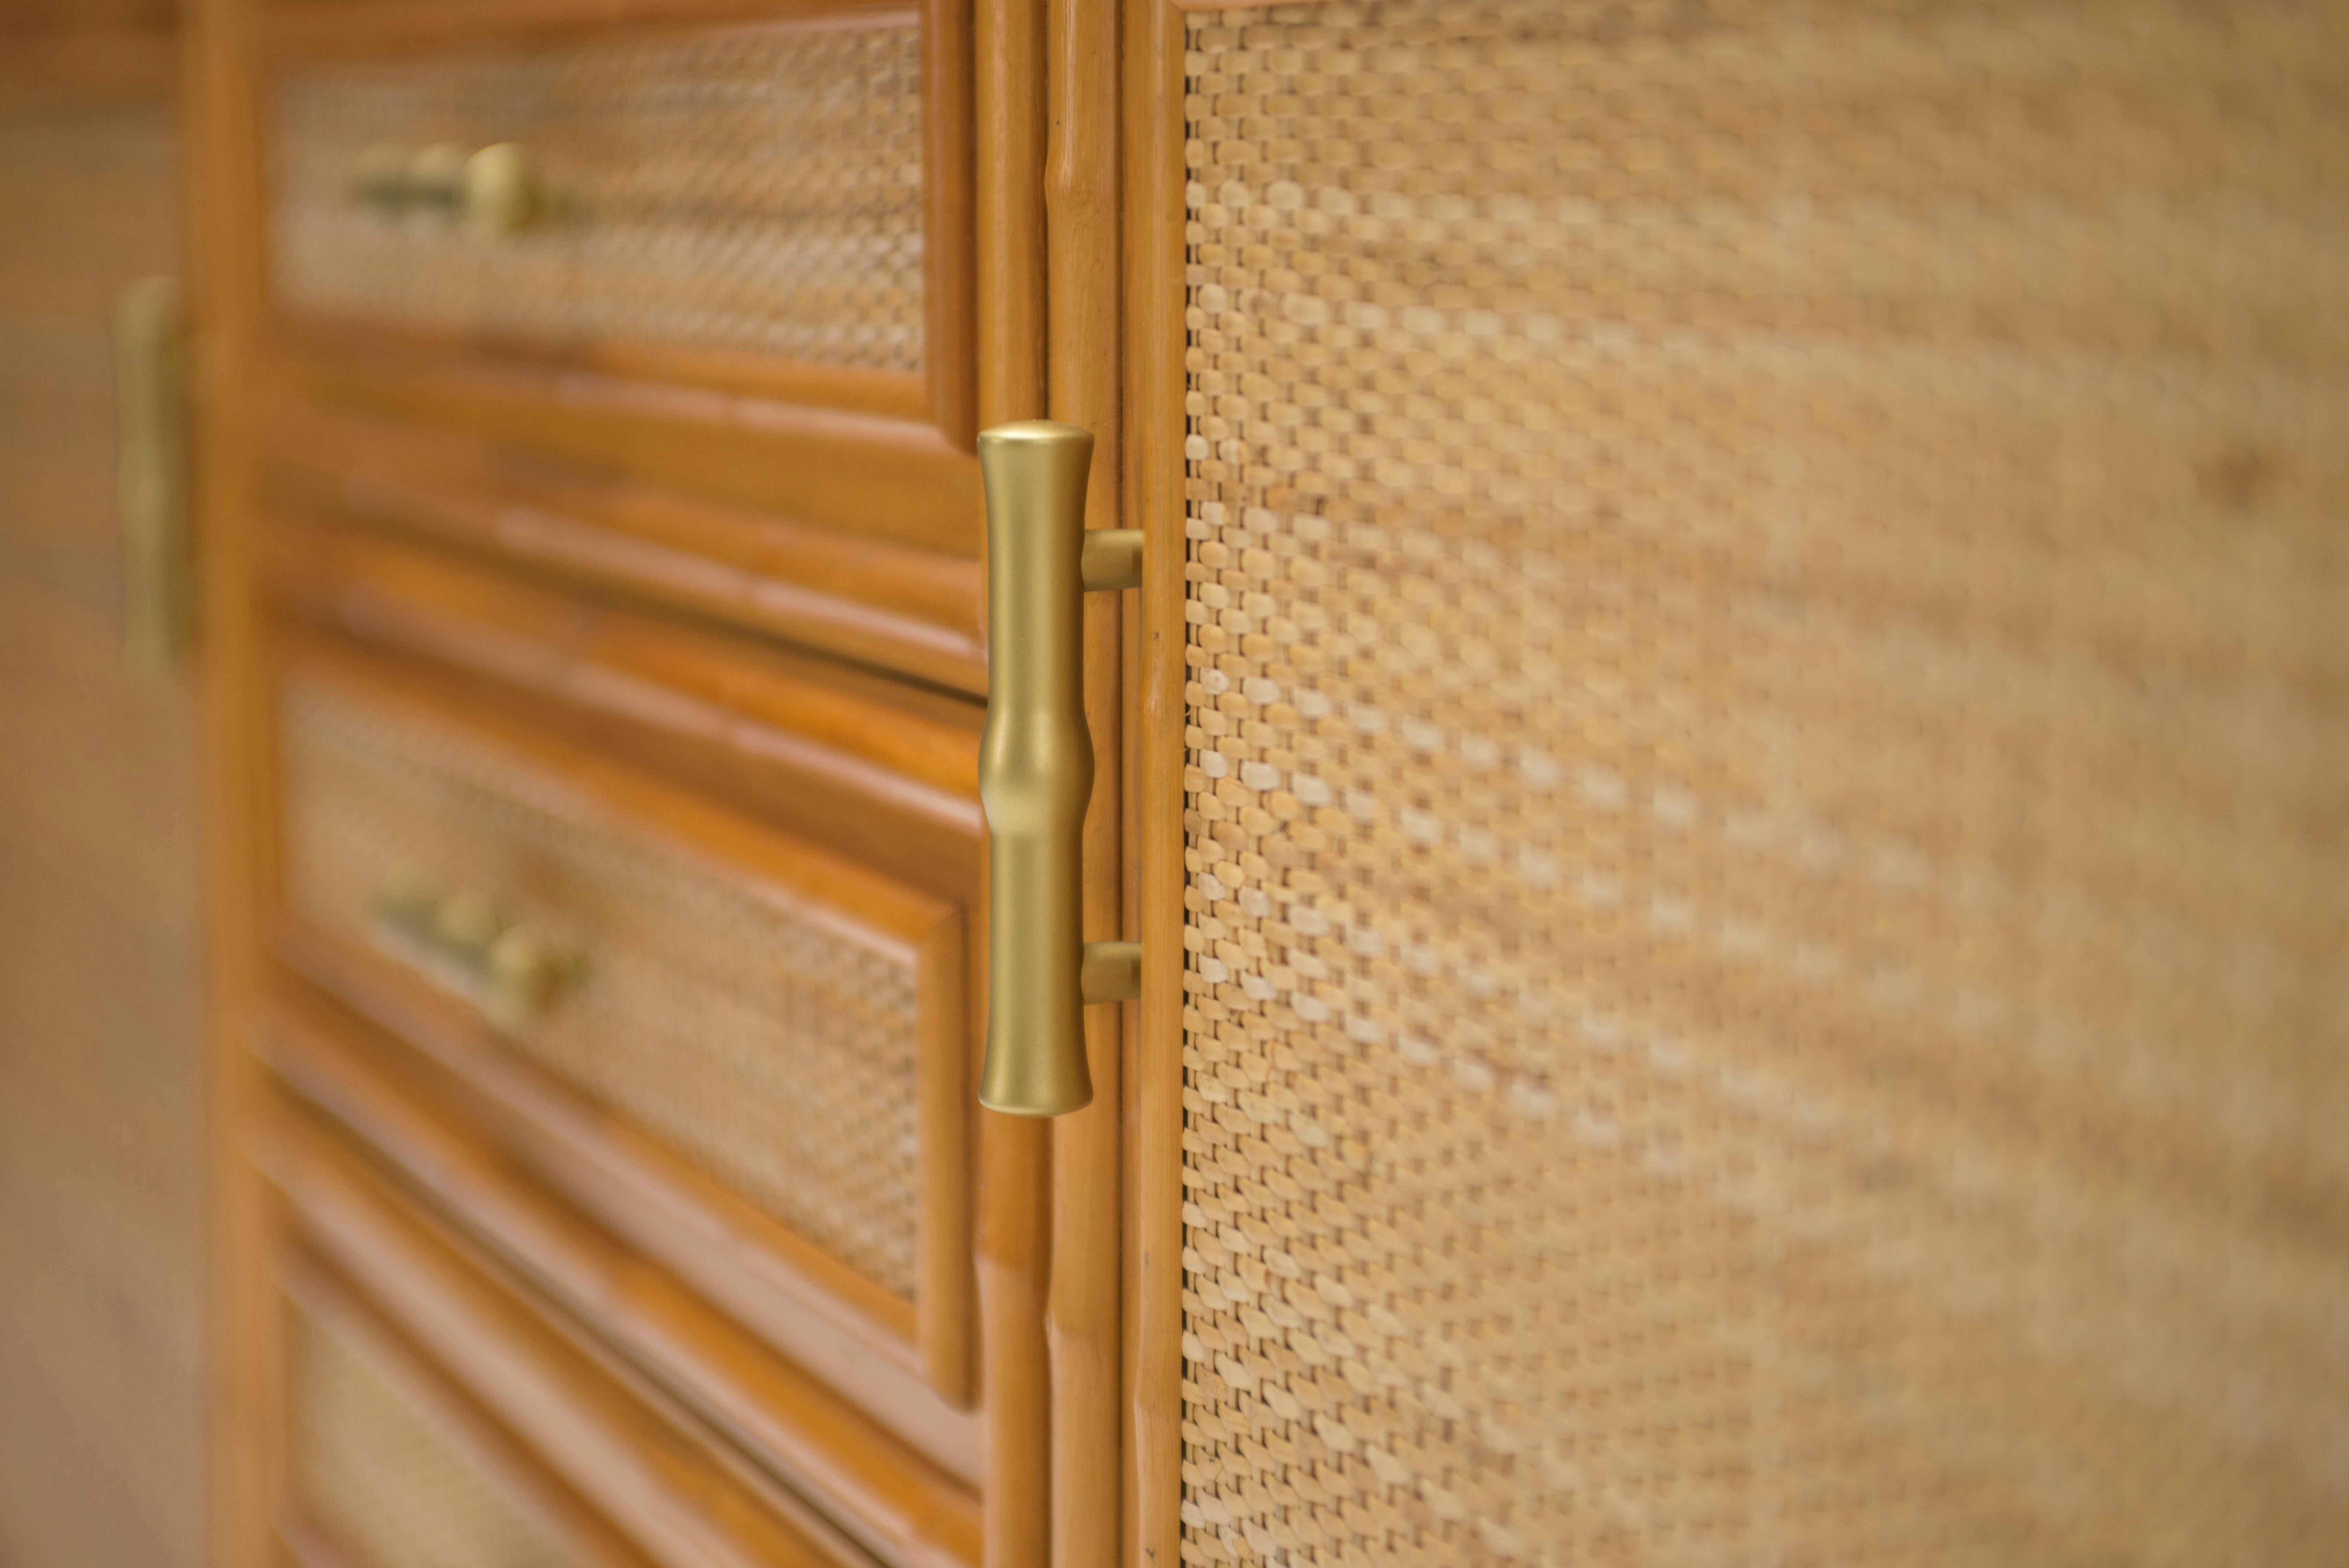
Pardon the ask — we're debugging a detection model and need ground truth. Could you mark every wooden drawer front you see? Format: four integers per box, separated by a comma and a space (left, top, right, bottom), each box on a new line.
290, 1305, 580, 1568
270, 19, 925, 380
267, 1113, 882, 1568
274, 666, 970, 1404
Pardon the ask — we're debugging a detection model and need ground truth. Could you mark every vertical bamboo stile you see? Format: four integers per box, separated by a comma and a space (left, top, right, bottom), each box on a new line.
1122, 4, 1188, 1566
975, 1, 1053, 1564
1045, 0, 1125, 1564
187, 0, 285, 1562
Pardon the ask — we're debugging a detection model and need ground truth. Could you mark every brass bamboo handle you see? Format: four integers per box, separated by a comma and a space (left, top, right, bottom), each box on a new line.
976, 421, 1141, 1116
115, 278, 193, 671
351, 142, 543, 235
372, 880, 583, 1028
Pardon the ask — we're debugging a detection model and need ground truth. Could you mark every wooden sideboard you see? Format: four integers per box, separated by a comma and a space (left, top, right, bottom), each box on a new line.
4, 3, 2347, 1567
188, 5, 1041, 1568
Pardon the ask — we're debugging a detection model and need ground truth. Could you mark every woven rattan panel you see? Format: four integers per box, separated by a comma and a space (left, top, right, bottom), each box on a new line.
1177, 4, 2349, 1565
271, 20, 924, 371
278, 678, 926, 1298
292, 1308, 571, 1568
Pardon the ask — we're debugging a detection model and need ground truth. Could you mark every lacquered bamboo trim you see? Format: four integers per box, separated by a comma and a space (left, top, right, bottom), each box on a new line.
974, 0, 1054, 1563
1122, 2, 1189, 1564
974, 0, 1043, 432
259, 0, 915, 62
274, 316, 933, 423
261, 528, 987, 858
1044, 0, 1129, 1565
256, 404, 988, 695
190, 0, 294, 1564
257, 994, 990, 1549
269, 344, 986, 561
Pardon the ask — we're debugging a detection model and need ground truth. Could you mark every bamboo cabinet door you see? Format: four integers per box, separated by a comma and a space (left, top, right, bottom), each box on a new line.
1114, 5, 2349, 1568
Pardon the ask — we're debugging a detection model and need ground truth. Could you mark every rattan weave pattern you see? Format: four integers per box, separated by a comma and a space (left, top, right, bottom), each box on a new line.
293, 1309, 571, 1568
278, 678, 927, 1300
1178, 4, 2349, 1566
271, 21, 925, 372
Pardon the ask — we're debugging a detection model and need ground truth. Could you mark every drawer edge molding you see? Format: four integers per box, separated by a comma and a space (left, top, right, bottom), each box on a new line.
263, 527, 987, 865
258, 1118, 885, 1568
259, 408, 987, 694
272, 1254, 652, 1568
261, 0, 975, 454
272, 345, 985, 560
255, 1004, 986, 1564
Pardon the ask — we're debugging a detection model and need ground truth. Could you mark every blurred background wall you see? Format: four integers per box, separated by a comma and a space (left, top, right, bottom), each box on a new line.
0, 5, 207, 1566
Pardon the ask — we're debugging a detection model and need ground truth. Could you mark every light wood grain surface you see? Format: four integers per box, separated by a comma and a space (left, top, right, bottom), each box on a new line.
0, 85, 206, 1568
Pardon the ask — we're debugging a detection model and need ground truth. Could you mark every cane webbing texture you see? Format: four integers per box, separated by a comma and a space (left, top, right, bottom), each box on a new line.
271, 20, 925, 372
278, 678, 927, 1299
292, 1310, 570, 1568
1177, 4, 2349, 1567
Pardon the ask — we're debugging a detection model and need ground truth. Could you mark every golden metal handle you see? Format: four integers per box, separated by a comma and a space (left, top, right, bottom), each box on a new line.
115, 278, 193, 671
372, 879, 584, 1028
351, 142, 544, 235
976, 421, 1141, 1116
459, 144, 542, 236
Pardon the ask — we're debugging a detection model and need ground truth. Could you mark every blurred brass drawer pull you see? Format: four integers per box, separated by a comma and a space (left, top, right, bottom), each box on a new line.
975, 421, 1141, 1117
371, 879, 583, 1027
350, 142, 545, 235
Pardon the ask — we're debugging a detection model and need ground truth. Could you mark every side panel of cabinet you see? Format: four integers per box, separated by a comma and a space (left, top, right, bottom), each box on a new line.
1129, 6, 2349, 1568
0, 44, 204, 1568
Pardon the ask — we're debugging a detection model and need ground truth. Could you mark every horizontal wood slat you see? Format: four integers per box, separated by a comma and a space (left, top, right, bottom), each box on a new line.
262, 1114, 877, 1568
258, 992, 988, 1541
261, 521, 986, 890
258, 399, 987, 693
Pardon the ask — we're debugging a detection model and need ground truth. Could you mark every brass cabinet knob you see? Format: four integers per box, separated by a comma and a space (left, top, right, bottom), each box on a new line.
372, 880, 583, 1027
348, 142, 545, 235
974, 421, 1143, 1117
460, 144, 541, 235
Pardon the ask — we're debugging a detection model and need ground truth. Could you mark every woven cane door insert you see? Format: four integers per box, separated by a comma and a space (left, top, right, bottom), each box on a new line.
271, 21, 925, 371
292, 1310, 571, 1568
1176, 4, 2349, 1566
278, 678, 942, 1301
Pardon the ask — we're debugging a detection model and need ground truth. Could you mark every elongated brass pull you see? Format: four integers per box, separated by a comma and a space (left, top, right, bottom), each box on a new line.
115, 278, 193, 671
458, 144, 542, 236
350, 142, 544, 235
976, 421, 1141, 1116
372, 879, 585, 1029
